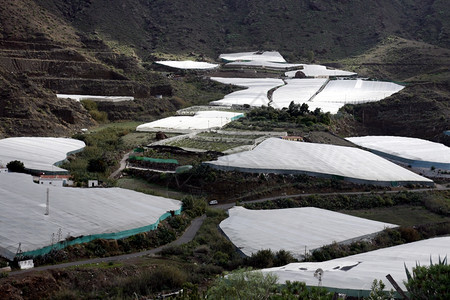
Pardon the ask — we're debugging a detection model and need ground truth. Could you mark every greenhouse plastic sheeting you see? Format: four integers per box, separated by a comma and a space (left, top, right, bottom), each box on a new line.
225, 61, 302, 70
209, 77, 284, 107
57, 94, 134, 102
285, 65, 357, 78
204, 138, 433, 186
271, 78, 328, 109
312, 79, 404, 104
136, 111, 244, 132
346, 136, 450, 170
220, 207, 396, 258
261, 237, 449, 295
219, 51, 286, 63
0, 173, 182, 260
0, 137, 85, 173
155, 60, 219, 70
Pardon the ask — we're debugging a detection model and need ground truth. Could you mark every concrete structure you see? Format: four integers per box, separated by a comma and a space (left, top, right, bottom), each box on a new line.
88, 180, 99, 187
39, 175, 73, 187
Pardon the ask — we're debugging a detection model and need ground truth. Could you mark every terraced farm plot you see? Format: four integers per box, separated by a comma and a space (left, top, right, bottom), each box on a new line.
166, 137, 252, 152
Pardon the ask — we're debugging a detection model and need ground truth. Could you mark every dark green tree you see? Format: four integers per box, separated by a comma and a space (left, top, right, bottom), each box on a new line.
6, 160, 25, 173
87, 158, 107, 173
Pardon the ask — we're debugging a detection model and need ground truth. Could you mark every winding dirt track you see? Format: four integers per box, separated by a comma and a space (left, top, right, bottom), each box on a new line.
10, 215, 206, 277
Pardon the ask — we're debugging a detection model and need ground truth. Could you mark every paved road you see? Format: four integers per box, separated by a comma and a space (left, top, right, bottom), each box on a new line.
109, 152, 131, 179
10, 215, 206, 277
10, 183, 448, 276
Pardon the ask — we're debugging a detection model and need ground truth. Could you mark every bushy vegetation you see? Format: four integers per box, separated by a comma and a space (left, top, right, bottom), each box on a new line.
61, 127, 130, 185
404, 256, 449, 299
245, 249, 297, 269
308, 223, 449, 263
226, 102, 331, 131
6, 160, 25, 173
244, 191, 450, 218
205, 269, 333, 300
115, 265, 187, 297
80, 100, 108, 123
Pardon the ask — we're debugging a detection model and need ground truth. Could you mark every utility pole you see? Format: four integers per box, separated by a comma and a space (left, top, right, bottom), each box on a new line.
45, 188, 49, 215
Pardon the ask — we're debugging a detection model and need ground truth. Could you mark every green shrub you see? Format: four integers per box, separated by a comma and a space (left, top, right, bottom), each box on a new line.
246, 249, 275, 269
404, 256, 449, 299
117, 265, 187, 296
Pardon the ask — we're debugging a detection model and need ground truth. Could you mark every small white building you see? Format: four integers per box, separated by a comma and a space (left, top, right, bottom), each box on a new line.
39, 175, 73, 187
88, 180, 99, 187
0, 168, 8, 173
18, 259, 34, 270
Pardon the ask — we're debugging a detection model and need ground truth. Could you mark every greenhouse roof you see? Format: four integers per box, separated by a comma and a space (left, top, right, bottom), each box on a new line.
219, 51, 286, 63
204, 138, 433, 186
0, 137, 85, 173
311, 79, 404, 104
154, 60, 219, 70
261, 237, 449, 294
0, 173, 182, 260
220, 206, 396, 258
225, 60, 302, 70
346, 136, 450, 170
136, 111, 244, 132
271, 78, 327, 109
285, 64, 357, 78
57, 94, 134, 102
209, 77, 284, 107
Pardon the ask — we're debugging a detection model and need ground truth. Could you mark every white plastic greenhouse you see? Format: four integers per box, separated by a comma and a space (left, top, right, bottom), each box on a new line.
311, 79, 404, 104
347, 136, 450, 170
261, 237, 449, 296
57, 94, 134, 102
154, 60, 219, 70
219, 51, 287, 63
220, 206, 396, 258
136, 111, 244, 132
209, 77, 284, 107
0, 137, 85, 173
204, 138, 434, 186
285, 65, 357, 78
271, 78, 328, 109
225, 60, 302, 70
0, 173, 182, 260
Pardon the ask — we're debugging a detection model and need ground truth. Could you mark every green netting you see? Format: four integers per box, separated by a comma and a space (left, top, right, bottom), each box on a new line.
231, 114, 244, 121
129, 156, 178, 164
22, 207, 182, 258
175, 165, 193, 174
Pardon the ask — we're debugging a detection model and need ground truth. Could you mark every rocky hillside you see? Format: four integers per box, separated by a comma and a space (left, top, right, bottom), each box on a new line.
0, 0, 448, 138
331, 36, 450, 146
0, 0, 177, 137
34, 0, 449, 60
